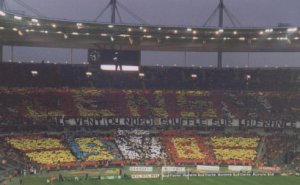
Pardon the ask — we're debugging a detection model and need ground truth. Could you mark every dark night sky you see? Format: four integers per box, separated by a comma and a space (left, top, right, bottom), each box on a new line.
2, 0, 300, 67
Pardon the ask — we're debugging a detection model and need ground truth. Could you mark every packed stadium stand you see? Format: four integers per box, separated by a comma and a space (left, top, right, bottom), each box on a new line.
0, 62, 299, 183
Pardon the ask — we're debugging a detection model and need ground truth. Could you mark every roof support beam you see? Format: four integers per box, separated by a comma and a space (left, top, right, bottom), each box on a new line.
0, 0, 5, 10
218, 0, 224, 68
0, 45, 3, 63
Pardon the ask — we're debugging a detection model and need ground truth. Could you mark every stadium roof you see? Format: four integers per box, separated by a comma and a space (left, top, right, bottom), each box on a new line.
1, 11, 300, 52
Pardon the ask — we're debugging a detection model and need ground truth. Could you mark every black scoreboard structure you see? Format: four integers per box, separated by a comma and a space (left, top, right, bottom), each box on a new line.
88, 49, 141, 72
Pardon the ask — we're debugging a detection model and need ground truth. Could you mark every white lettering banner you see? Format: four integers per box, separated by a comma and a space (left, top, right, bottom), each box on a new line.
162, 166, 186, 172
131, 174, 160, 179
197, 165, 220, 171
228, 165, 252, 171
129, 166, 153, 172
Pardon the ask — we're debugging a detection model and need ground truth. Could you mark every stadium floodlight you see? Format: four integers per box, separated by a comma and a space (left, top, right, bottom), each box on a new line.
14, 16, 22, 20
174, 30, 178, 34
144, 35, 152, 39
0, 11, 6, 16
233, 31, 237, 35
18, 31, 23, 36
127, 28, 132, 32
52, 24, 57, 28
265, 28, 273, 33
158, 27, 162, 31
191, 74, 197, 78
86, 72, 92, 77
77, 23, 83, 29
31, 70, 38, 76
277, 37, 288, 41
246, 74, 251, 80
100, 65, 139, 71
119, 34, 130, 37
31, 19, 38, 23
287, 27, 297, 33
108, 24, 114, 28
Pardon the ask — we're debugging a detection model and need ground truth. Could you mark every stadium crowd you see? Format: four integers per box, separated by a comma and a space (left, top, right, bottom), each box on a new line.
0, 88, 300, 125
0, 62, 299, 183
1, 130, 296, 170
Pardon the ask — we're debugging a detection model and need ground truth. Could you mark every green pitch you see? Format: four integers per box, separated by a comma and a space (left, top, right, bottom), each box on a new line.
11, 176, 300, 185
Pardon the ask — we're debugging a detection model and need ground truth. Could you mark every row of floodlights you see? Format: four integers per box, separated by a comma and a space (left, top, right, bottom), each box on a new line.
1, 11, 299, 37
30, 70, 200, 79
9, 60, 291, 69
3, 26, 300, 42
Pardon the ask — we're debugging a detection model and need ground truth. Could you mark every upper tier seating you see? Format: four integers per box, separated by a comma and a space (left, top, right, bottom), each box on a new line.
1, 88, 300, 122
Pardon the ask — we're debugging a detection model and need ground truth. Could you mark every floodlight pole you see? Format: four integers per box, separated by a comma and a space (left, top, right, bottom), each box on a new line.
217, 0, 224, 69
